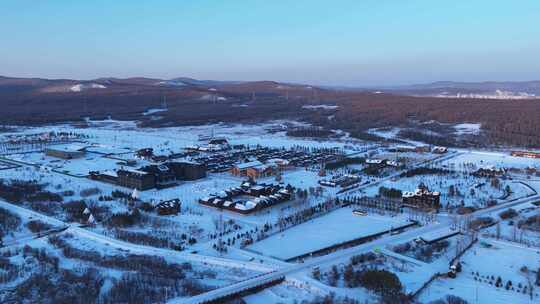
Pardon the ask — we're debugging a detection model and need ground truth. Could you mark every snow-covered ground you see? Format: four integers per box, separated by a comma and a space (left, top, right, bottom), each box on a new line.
420, 239, 540, 304
247, 206, 411, 260
1, 120, 539, 303
8, 151, 123, 177
443, 151, 540, 171
70, 83, 106, 92
482, 202, 540, 247
362, 171, 512, 208
454, 123, 482, 135
302, 105, 339, 110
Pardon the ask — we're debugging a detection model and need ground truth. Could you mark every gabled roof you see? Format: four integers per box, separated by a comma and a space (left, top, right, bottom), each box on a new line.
235, 160, 263, 170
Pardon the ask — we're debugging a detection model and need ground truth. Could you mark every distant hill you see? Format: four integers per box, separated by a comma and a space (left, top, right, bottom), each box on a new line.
0, 75, 317, 96
375, 81, 540, 99
0, 75, 325, 126
1, 75, 540, 148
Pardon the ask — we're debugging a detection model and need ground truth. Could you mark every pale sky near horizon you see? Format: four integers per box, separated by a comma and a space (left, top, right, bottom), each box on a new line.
1, 1, 539, 86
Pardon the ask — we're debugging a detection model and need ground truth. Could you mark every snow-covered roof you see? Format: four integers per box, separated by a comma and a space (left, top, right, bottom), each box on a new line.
402, 191, 415, 198
365, 159, 383, 164
47, 144, 87, 153
102, 170, 118, 177
120, 168, 149, 175
267, 158, 290, 166
235, 203, 248, 211
235, 160, 263, 170
245, 201, 257, 209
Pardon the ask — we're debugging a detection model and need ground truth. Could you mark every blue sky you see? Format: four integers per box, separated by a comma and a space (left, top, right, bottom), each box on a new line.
1, 0, 539, 86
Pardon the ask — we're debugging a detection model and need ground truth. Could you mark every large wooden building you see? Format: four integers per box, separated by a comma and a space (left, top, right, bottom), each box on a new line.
167, 161, 207, 180
231, 160, 275, 179
117, 169, 156, 191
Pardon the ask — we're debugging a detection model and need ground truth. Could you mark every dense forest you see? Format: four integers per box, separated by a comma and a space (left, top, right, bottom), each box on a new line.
1, 79, 539, 147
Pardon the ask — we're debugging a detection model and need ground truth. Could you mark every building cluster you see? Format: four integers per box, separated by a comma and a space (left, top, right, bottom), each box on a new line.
135, 147, 193, 163
365, 158, 402, 168
3, 132, 86, 146
473, 166, 506, 178
511, 150, 540, 159
89, 161, 206, 190
155, 198, 181, 215
432, 146, 448, 154
231, 159, 290, 179
190, 145, 342, 176
390, 145, 448, 154
185, 137, 231, 153
402, 183, 441, 210
319, 174, 360, 188
199, 181, 295, 214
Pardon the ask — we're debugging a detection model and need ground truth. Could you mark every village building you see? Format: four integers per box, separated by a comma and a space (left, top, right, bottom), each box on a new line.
511, 150, 540, 159
402, 183, 440, 209
231, 160, 275, 179
365, 158, 385, 165
117, 169, 156, 190
167, 161, 207, 180
415, 146, 431, 153
386, 160, 401, 167
89, 170, 118, 184
156, 199, 181, 215
474, 166, 506, 177
45, 144, 87, 159
141, 164, 176, 187
392, 145, 417, 153
208, 137, 229, 146
266, 158, 291, 170
199, 182, 294, 214
135, 148, 154, 159
432, 146, 448, 154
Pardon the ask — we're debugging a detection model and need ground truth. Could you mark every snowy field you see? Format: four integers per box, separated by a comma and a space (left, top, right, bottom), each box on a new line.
482, 202, 540, 247
376, 150, 437, 165
453, 123, 482, 135
1, 120, 372, 156
8, 151, 124, 177
247, 207, 411, 260
0, 203, 62, 246
443, 151, 540, 171
420, 240, 540, 304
